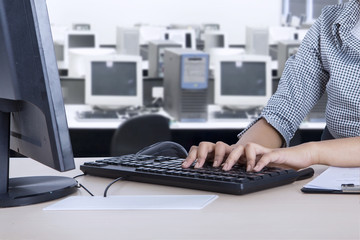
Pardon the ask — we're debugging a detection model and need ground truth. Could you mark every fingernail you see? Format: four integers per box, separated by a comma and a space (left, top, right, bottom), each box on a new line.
223, 163, 228, 171
213, 160, 218, 167
195, 162, 200, 168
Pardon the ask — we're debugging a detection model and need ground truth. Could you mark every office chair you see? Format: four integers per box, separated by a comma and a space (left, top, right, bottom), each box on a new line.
110, 114, 171, 156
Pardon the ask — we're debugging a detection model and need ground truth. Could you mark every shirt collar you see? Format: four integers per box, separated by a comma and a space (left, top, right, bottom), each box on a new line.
332, 0, 360, 45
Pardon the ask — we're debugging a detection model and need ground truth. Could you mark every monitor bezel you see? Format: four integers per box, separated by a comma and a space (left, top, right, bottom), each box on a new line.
214, 54, 272, 109
84, 55, 143, 108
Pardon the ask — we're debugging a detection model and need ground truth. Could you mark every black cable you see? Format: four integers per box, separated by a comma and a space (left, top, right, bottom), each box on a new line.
103, 177, 123, 197
73, 174, 94, 196
77, 183, 94, 196
73, 173, 86, 179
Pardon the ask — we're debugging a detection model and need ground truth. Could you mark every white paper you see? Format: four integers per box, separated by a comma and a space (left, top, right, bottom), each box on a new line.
44, 195, 218, 211
303, 167, 360, 190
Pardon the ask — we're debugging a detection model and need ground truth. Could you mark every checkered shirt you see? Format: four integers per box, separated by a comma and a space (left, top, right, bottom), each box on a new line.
239, 0, 360, 146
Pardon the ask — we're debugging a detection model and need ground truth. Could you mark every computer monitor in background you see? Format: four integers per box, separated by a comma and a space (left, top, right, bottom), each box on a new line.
84, 55, 143, 109
68, 48, 116, 77
116, 27, 140, 56
56, 30, 97, 71
214, 54, 272, 110
203, 31, 227, 53
0, 0, 77, 207
277, 40, 301, 77
164, 29, 196, 49
245, 26, 269, 55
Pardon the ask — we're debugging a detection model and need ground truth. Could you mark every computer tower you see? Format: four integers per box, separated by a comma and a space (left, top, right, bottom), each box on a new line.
116, 27, 140, 55
148, 40, 182, 78
245, 26, 269, 55
163, 48, 209, 122
277, 40, 301, 77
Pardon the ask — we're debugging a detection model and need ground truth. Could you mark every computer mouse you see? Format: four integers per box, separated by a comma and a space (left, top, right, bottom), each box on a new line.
136, 141, 188, 159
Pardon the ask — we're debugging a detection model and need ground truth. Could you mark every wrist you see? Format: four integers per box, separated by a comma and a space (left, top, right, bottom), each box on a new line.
304, 142, 321, 166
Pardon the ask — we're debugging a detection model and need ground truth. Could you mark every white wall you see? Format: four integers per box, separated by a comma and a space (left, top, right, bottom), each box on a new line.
46, 0, 282, 45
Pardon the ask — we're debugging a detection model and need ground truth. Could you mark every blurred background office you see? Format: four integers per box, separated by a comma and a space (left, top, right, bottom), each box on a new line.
47, 0, 348, 156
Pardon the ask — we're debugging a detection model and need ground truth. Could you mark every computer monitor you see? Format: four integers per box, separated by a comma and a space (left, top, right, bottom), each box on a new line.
0, 0, 77, 207
68, 48, 116, 77
116, 27, 140, 56
56, 30, 97, 70
164, 29, 196, 49
203, 31, 227, 53
84, 55, 143, 109
245, 26, 269, 55
214, 54, 272, 109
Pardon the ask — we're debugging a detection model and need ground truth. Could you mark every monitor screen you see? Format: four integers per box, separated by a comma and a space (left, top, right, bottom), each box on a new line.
221, 62, 266, 96
68, 34, 96, 48
214, 55, 272, 109
0, 0, 77, 207
91, 62, 137, 96
85, 55, 143, 108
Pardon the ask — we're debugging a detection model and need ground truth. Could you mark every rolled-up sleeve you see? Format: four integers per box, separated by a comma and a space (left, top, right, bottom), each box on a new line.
238, 14, 330, 146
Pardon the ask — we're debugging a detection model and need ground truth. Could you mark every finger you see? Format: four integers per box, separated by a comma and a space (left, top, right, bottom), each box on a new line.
213, 141, 232, 167
222, 145, 245, 171
244, 143, 272, 172
194, 142, 215, 168
182, 145, 198, 168
253, 152, 279, 172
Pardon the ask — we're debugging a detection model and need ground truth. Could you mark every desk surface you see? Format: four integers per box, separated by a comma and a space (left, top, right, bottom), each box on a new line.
1, 158, 359, 240
66, 104, 326, 130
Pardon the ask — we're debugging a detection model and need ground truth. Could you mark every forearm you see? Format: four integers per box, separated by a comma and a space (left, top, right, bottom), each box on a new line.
310, 137, 360, 167
237, 118, 284, 148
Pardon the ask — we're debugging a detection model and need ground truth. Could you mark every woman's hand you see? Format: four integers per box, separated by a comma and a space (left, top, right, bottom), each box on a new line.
182, 141, 316, 171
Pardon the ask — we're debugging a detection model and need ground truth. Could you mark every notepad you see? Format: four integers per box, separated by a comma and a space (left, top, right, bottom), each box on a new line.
43, 195, 218, 211
302, 167, 360, 193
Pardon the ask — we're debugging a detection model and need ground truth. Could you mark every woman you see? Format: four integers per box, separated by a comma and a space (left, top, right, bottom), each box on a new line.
182, 0, 360, 171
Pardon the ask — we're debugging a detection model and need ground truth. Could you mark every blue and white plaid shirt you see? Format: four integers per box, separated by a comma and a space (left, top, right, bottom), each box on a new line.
239, 0, 360, 146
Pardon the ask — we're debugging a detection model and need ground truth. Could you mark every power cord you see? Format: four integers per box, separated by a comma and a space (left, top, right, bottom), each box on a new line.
73, 174, 94, 196
103, 177, 123, 197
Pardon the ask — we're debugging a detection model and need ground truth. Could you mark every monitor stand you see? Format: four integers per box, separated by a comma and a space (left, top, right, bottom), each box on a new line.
0, 100, 78, 208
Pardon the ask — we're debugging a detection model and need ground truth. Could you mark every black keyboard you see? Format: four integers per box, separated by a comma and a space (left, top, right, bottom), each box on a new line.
80, 154, 314, 195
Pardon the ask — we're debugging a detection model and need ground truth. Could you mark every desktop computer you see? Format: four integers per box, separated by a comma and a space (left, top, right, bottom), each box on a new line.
148, 40, 182, 78
277, 40, 301, 77
163, 48, 209, 122
116, 27, 140, 56
245, 26, 269, 55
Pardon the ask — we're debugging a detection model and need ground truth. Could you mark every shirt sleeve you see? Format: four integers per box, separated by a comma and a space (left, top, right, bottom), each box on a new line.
238, 15, 330, 147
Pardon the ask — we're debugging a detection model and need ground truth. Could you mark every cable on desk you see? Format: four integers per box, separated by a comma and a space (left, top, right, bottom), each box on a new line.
73, 174, 94, 196
103, 177, 123, 197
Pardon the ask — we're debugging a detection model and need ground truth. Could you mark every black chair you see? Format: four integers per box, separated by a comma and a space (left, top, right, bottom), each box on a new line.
110, 114, 171, 156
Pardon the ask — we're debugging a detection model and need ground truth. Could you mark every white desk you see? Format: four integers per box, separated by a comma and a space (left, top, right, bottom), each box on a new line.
65, 104, 326, 130
1, 158, 359, 240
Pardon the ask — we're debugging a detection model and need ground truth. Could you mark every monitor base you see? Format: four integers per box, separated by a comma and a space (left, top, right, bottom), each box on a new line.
0, 176, 78, 208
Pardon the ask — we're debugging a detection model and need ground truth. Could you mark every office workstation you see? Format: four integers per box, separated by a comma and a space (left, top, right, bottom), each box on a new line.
1, 0, 359, 240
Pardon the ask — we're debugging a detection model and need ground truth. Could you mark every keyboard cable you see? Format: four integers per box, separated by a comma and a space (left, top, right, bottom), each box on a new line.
103, 177, 124, 197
